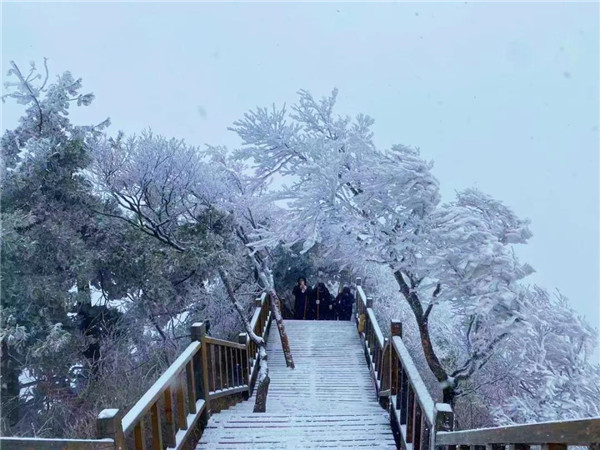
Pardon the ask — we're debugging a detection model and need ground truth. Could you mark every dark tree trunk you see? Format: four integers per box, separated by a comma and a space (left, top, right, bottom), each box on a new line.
1, 340, 20, 432
393, 269, 457, 407
266, 288, 295, 369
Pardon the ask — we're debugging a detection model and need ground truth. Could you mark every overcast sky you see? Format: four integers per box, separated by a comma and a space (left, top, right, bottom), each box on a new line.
2, 1, 599, 359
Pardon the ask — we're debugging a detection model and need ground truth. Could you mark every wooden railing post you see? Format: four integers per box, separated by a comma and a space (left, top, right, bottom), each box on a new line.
97, 408, 124, 450
238, 332, 250, 399
391, 320, 403, 338
355, 278, 362, 324
390, 320, 402, 402
433, 404, 454, 449
366, 296, 374, 308
191, 322, 211, 424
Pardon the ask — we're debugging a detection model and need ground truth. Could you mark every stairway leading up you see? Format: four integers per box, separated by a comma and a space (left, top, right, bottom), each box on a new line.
197, 320, 396, 449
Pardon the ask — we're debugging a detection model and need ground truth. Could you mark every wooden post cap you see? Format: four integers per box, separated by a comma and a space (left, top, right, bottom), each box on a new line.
366, 296, 374, 308
391, 320, 403, 337
356, 277, 362, 286
190, 322, 206, 341
97, 408, 124, 449
434, 403, 454, 431
238, 333, 248, 344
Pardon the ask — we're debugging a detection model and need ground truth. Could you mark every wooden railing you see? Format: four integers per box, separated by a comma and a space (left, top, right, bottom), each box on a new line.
0, 294, 272, 450
203, 336, 248, 400
120, 324, 205, 449
436, 416, 600, 447
355, 278, 389, 401
247, 292, 272, 393
353, 278, 600, 449
389, 325, 453, 449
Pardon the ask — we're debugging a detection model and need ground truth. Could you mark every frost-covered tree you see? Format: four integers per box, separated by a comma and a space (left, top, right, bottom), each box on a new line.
0, 62, 247, 437
230, 89, 556, 407
0, 60, 111, 434
90, 132, 295, 412
490, 286, 600, 424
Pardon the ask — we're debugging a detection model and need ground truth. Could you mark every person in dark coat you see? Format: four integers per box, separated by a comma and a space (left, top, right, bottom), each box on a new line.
312, 282, 333, 320
335, 286, 354, 321
293, 277, 311, 320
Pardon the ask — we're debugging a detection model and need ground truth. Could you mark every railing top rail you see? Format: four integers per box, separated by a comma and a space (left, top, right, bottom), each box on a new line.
259, 291, 267, 304
436, 416, 600, 445
356, 286, 367, 306
0, 437, 114, 449
204, 336, 247, 350
121, 340, 201, 434
249, 292, 268, 330
391, 335, 436, 425
366, 308, 385, 348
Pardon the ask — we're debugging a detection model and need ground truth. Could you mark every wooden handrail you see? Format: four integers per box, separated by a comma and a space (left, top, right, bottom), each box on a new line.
390, 336, 435, 425
436, 417, 600, 445
203, 336, 247, 350
115, 323, 210, 449
354, 278, 600, 449
247, 292, 271, 395
121, 341, 202, 434
355, 278, 453, 449
0, 437, 115, 449
355, 281, 388, 400
367, 308, 385, 348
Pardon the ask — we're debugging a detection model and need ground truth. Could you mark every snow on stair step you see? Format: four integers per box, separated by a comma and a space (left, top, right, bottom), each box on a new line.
196, 320, 396, 449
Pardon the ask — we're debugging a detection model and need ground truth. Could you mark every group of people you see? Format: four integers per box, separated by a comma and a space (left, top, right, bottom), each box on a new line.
292, 277, 355, 321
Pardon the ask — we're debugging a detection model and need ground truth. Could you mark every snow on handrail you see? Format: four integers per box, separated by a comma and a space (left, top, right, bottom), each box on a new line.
0, 437, 114, 449
366, 307, 385, 348
436, 416, 600, 445
121, 341, 201, 434
249, 291, 268, 331
204, 336, 247, 350
391, 335, 435, 425
356, 285, 367, 306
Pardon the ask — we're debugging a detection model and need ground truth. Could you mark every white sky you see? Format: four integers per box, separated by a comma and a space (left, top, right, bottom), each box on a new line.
2, 1, 599, 360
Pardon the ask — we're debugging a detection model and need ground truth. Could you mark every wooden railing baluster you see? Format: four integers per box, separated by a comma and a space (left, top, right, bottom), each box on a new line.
150, 402, 162, 450
230, 347, 235, 386
196, 323, 211, 423
177, 373, 187, 430
218, 345, 224, 390
164, 387, 176, 448
133, 418, 146, 450
186, 359, 197, 414
420, 413, 431, 450
400, 369, 409, 424
541, 445, 566, 450
406, 386, 415, 442
210, 344, 216, 392
413, 401, 422, 449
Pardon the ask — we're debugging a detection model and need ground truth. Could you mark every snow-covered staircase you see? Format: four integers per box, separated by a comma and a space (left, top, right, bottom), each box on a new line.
196, 320, 396, 448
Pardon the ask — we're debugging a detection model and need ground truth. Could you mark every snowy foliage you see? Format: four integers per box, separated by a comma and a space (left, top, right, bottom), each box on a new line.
231, 88, 599, 419
3, 60, 598, 435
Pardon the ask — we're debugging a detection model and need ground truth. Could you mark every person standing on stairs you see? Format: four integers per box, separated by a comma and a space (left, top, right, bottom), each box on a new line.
293, 277, 311, 319
312, 282, 334, 320
335, 286, 355, 321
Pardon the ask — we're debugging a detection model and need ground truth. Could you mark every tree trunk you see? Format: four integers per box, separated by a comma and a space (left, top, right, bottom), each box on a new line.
0, 340, 20, 432
393, 269, 457, 406
265, 288, 295, 369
